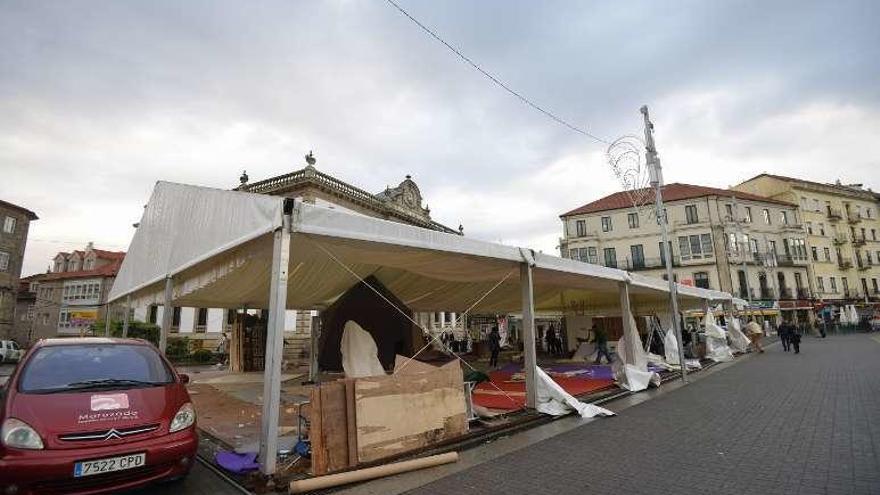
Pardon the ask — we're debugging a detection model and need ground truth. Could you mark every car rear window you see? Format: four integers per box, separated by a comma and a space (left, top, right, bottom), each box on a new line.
19, 344, 174, 393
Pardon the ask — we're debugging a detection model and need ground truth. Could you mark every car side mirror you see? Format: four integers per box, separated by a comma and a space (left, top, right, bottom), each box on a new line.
179, 374, 190, 385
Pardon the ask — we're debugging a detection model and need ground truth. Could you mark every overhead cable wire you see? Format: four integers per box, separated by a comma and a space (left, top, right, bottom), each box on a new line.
384, 0, 610, 145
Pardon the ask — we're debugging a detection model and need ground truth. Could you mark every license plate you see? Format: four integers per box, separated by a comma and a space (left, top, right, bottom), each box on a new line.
74, 453, 146, 477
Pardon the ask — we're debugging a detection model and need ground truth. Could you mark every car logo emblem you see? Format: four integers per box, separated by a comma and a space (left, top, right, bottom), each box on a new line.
104, 429, 122, 440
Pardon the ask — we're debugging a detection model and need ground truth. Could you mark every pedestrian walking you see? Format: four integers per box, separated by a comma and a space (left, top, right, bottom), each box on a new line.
488, 326, 501, 368
790, 326, 802, 354
545, 326, 557, 356
591, 324, 613, 364
779, 321, 791, 352
745, 319, 765, 353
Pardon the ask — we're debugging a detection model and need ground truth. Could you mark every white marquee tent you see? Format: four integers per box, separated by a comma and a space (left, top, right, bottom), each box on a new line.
109, 182, 739, 473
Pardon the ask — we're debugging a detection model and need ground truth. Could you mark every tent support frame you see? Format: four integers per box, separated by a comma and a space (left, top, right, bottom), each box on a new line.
619, 282, 638, 366
520, 262, 537, 409
160, 276, 173, 354
259, 212, 292, 475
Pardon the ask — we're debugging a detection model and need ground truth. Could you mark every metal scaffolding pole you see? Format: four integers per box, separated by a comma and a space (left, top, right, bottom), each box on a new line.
641, 105, 687, 382
520, 260, 538, 409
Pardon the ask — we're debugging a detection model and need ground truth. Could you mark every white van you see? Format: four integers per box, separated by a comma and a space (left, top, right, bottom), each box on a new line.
0, 340, 22, 363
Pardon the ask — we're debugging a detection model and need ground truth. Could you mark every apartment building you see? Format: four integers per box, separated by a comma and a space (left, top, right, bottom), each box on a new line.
559, 184, 811, 314
0, 200, 38, 340
734, 174, 880, 303
27, 243, 125, 340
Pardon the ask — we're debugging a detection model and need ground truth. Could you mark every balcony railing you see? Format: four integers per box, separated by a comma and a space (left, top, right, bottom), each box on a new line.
595, 256, 682, 271
857, 258, 871, 271
847, 212, 862, 224
832, 234, 849, 245
775, 253, 808, 267
852, 235, 867, 246
797, 288, 811, 299
827, 207, 843, 221
838, 257, 853, 270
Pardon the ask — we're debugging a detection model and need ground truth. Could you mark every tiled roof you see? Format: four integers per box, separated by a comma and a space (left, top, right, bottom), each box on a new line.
739, 173, 876, 197
40, 259, 123, 281
561, 183, 795, 217
91, 249, 126, 260
0, 199, 38, 220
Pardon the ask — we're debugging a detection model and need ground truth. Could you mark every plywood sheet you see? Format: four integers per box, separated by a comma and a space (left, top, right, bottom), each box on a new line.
355, 363, 467, 464
309, 380, 354, 475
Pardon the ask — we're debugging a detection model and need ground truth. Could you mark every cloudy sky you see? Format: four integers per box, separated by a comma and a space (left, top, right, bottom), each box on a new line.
3, 0, 879, 276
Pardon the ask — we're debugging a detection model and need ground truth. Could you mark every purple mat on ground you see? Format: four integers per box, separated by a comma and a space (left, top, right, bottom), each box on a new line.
216, 451, 260, 473
497, 363, 664, 381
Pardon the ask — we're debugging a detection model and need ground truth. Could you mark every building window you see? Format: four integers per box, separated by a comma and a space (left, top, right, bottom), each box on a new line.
806, 222, 812, 235
227, 309, 237, 325
627, 212, 639, 229
587, 247, 598, 264
679, 234, 713, 261
0, 251, 8, 271
685, 205, 699, 224
196, 308, 208, 332
655, 208, 668, 225
781, 211, 789, 225
601, 216, 612, 232
172, 307, 181, 328
750, 238, 759, 254
148, 305, 158, 324
575, 220, 586, 237
569, 249, 579, 261
769, 240, 777, 254
603, 248, 617, 268
873, 278, 879, 294
725, 204, 733, 219
693, 272, 710, 289
824, 247, 831, 262
744, 207, 752, 223
762, 208, 771, 225
728, 233, 739, 255
794, 272, 803, 291
817, 277, 824, 293
818, 223, 825, 236
811, 246, 818, 261
658, 241, 672, 263
630, 245, 645, 268
872, 229, 877, 241
2, 216, 15, 234
812, 199, 820, 211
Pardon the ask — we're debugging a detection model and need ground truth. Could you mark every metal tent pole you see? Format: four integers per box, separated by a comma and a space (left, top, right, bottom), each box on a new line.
641, 105, 687, 382
122, 295, 131, 337
618, 282, 638, 365
259, 212, 292, 475
520, 261, 538, 409
160, 277, 173, 354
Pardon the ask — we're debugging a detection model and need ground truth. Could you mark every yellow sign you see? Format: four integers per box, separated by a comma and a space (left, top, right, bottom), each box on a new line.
70, 309, 99, 325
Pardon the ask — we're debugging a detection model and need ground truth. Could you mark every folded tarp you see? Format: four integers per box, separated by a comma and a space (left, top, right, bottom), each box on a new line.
727, 319, 751, 354
612, 313, 660, 391
535, 367, 614, 418
704, 310, 734, 363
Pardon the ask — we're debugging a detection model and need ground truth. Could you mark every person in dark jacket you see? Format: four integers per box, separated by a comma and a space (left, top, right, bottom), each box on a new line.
591, 325, 613, 364
790, 325, 802, 354
779, 321, 792, 352
488, 326, 502, 368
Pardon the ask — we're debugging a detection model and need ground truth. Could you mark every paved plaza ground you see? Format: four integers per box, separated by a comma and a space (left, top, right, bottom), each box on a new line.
405, 334, 880, 495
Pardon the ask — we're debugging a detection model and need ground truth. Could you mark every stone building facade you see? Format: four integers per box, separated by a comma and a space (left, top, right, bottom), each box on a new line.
734, 174, 880, 303
0, 200, 38, 340
21, 244, 125, 343
559, 183, 811, 317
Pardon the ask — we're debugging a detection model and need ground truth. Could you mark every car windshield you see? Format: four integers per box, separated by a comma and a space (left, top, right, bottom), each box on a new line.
19, 344, 174, 393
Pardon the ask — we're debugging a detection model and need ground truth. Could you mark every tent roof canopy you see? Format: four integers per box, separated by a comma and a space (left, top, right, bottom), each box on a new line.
110, 182, 735, 316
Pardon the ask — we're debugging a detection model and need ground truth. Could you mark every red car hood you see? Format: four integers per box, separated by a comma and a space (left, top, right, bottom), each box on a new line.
9, 385, 187, 450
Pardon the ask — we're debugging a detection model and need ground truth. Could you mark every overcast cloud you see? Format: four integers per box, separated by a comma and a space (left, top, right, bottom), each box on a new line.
2, 0, 879, 276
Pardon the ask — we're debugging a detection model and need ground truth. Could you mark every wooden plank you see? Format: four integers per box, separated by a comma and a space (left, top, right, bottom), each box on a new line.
309, 385, 325, 475
312, 381, 349, 474
355, 363, 466, 464
393, 354, 437, 375
344, 379, 358, 468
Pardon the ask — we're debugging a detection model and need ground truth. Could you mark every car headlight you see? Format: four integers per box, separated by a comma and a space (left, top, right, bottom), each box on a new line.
169, 402, 195, 433
2, 418, 44, 450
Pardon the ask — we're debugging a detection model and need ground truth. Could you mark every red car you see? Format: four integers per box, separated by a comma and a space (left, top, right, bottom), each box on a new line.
0, 338, 198, 494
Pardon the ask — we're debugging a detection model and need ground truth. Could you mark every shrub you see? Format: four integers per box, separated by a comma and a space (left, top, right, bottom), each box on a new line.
166, 337, 191, 359
191, 348, 215, 364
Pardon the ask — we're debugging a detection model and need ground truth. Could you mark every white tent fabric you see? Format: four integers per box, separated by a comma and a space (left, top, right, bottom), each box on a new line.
704, 310, 734, 362
838, 306, 850, 325
612, 313, 659, 391
849, 305, 860, 325
110, 182, 732, 317
664, 328, 681, 366
340, 321, 386, 378
535, 367, 614, 418
727, 319, 751, 354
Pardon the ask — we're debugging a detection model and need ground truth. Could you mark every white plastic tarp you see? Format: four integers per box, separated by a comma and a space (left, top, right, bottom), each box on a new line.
535, 367, 614, 418
664, 328, 680, 366
704, 310, 734, 362
849, 305, 860, 325
340, 320, 386, 378
727, 319, 751, 354
613, 313, 659, 391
